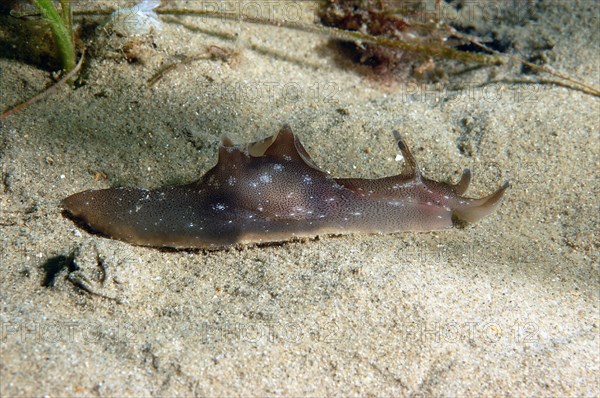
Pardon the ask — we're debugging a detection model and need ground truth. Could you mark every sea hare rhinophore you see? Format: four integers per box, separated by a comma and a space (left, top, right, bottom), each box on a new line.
62, 125, 508, 249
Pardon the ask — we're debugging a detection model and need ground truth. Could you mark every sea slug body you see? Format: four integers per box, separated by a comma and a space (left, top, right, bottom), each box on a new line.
62, 125, 508, 249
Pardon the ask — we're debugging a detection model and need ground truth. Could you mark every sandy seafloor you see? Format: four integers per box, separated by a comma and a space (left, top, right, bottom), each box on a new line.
0, 0, 598, 396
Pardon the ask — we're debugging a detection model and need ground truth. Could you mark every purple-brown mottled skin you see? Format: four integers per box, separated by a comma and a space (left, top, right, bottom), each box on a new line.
62, 125, 508, 249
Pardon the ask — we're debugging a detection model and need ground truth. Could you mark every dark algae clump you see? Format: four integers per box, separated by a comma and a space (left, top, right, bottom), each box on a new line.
317, 0, 499, 80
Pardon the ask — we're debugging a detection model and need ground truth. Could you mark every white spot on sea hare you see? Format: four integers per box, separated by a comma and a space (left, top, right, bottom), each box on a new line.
388, 200, 405, 207
259, 173, 272, 183
212, 203, 226, 211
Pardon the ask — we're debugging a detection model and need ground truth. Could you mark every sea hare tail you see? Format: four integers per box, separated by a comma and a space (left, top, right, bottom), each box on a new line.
452, 182, 509, 225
